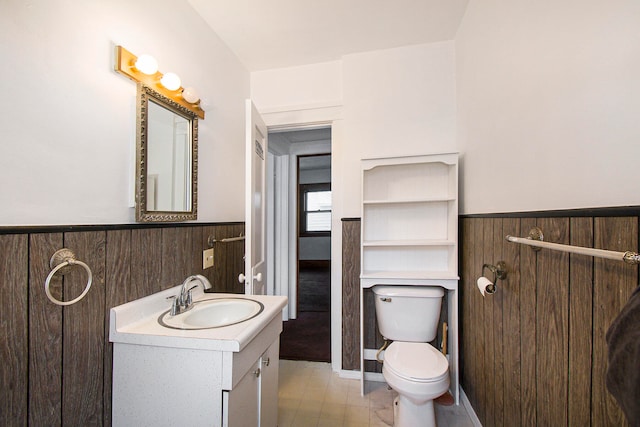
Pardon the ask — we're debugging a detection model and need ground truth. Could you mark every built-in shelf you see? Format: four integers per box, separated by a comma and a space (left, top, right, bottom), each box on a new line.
360, 153, 458, 280
359, 152, 460, 403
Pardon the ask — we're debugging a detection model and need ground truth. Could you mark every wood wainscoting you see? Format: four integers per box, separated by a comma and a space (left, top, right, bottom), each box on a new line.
342, 213, 638, 426
461, 216, 637, 427
0, 223, 244, 426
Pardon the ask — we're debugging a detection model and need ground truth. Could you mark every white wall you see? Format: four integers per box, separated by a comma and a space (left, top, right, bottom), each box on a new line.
456, 0, 640, 214
251, 61, 342, 112
0, 0, 249, 225
252, 41, 458, 219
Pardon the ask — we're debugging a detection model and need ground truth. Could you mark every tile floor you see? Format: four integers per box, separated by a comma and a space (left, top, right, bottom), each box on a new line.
278, 360, 475, 427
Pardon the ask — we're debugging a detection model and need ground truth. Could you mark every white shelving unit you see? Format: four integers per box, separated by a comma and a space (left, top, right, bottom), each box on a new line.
360, 153, 460, 403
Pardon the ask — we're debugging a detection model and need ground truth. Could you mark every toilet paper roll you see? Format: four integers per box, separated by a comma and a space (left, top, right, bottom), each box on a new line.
477, 276, 496, 297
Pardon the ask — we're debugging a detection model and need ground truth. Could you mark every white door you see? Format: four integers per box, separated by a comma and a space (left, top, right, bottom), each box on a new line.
243, 100, 268, 295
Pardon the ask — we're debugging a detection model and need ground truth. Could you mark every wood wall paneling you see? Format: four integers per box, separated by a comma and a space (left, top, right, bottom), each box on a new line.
501, 217, 521, 426
519, 217, 538, 427
592, 217, 637, 426
461, 216, 636, 427
0, 223, 245, 426
536, 218, 569, 426
0, 234, 28, 426
568, 217, 593, 426
29, 233, 64, 426
104, 229, 132, 426
341, 220, 360, 371
130, 228, 163, 298
62, 231, 106, 426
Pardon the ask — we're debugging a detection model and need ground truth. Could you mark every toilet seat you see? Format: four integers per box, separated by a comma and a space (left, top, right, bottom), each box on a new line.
384, 342, 449, 383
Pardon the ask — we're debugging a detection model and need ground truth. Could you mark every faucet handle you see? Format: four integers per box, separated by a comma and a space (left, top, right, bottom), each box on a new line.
166, 295, 180, 316
185, 285, 199, 306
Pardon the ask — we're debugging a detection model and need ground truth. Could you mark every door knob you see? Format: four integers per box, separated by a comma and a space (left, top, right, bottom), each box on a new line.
238, 273, 246, 283
254, 272, 262, 282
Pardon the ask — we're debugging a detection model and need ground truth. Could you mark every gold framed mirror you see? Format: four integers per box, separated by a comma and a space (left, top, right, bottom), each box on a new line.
136, 83, 198, 222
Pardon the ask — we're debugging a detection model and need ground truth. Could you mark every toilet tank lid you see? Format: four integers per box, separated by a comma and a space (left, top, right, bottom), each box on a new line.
372, 285, 444, 298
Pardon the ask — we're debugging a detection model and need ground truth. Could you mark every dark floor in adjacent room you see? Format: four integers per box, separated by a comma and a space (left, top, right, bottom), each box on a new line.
279, 262, 331, 362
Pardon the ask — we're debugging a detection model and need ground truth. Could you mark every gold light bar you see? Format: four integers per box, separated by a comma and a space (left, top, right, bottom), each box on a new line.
114, 45, 205, 119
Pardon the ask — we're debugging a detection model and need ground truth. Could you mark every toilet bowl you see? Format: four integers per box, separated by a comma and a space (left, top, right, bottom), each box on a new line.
383, 341, 449, 427
372, 285, 450, 427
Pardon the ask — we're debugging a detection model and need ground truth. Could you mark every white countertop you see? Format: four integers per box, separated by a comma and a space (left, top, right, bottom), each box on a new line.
109, 285, 288, 352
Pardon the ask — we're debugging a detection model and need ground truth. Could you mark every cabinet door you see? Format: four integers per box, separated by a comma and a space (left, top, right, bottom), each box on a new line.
223, 359, 260, 427
259, 340, 280, 427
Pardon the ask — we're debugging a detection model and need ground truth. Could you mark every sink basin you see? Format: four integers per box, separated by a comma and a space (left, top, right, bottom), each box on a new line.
159, 298, 264, 330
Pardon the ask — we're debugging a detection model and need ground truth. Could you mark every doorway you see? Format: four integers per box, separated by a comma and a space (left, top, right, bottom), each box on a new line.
267, 129, 332, 362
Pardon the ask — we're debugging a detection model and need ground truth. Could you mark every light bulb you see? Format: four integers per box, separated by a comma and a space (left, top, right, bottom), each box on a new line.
134, 54, 158, 75
182, 87, 200, 104
160, 72, 181, 91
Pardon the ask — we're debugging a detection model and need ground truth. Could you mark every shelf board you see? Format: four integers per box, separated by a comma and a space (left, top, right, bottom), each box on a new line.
362, 239, 455, 247
363, 197, 455, 205
360, 271, 459, 280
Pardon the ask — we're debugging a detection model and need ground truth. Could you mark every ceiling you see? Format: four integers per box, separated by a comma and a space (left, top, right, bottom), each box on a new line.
188, 0, 469, 71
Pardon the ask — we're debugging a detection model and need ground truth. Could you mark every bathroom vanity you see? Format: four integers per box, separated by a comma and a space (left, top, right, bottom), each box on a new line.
109, 286, 287, 427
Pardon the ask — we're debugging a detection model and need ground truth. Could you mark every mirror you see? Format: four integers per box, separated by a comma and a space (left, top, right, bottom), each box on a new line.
136, 83, 198, 221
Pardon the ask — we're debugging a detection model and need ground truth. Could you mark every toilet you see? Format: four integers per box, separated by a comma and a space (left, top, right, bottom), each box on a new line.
373, 285, 450, 427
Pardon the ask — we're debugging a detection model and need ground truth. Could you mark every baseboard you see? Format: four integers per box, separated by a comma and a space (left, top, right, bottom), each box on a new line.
337, 369, 386, 383
338, 369, 360, 380
460, 387, 482, 427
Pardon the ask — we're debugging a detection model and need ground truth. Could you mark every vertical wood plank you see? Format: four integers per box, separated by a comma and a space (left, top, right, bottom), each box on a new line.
29, 233, 63, 426
62, 231, 106, 426
460, 218, 477, 407
161, 227, 195, 288
473, 218, 487, 424
568, 217, 594, 426
520, 218, 538, 427
199, 225, 215, 287
491, 218, 505, 425
131, 228, 163, 297
342, 219, 361, 371
592, 217, 636, 426
0, 234, 29, 426
231, 224, 247, 294
502, 218, 522, 425
482, 218, 496, 427
104, 229, 132, 426
536, 218, 569, 426
217, 224, 237, 293
207, 224, 246, 294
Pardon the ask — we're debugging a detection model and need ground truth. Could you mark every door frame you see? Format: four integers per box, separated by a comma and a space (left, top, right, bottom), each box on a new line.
261, 102, 345, 372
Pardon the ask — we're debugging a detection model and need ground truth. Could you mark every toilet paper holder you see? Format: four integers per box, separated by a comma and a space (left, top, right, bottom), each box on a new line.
478, 261, 508, 295
482, 261, 508, 281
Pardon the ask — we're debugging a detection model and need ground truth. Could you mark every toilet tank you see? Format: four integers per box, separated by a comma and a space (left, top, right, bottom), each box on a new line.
372, 285, 444, 342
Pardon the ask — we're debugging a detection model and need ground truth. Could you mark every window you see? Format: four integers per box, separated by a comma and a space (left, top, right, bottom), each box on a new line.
300, 183, 331, 235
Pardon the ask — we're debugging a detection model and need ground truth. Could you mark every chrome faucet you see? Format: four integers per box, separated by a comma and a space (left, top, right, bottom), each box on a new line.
169, 274, 213, 316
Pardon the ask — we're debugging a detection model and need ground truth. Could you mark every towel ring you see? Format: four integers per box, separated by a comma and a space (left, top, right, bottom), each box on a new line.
44, 249, 93, 306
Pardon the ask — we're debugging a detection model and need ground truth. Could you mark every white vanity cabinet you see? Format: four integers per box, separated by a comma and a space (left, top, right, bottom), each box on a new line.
223, 339, 280, 427
109, 290, 287, 427
359, 153, 460, 402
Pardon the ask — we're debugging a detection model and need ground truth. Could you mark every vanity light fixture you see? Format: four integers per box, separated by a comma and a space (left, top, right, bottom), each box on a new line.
134, 54, 159, 75
160, 72, 181, 91
181, 87, 200, 104
114, 45, 204, 119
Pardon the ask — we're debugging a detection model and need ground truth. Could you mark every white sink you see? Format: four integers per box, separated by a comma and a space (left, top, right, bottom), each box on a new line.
159, 298, 264, 330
